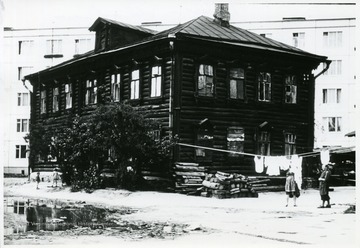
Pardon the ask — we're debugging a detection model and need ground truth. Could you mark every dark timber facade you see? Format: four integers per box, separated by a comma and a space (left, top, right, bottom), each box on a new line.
25, 11, 328, 185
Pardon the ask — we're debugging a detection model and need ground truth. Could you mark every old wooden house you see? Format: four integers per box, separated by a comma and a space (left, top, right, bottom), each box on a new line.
25, 4, 328, 190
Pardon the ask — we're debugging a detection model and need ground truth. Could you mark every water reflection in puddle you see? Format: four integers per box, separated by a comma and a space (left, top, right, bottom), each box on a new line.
4, 197, 131, 234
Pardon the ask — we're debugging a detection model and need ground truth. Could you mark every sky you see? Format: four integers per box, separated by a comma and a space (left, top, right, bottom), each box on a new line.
2, 0, 357, 29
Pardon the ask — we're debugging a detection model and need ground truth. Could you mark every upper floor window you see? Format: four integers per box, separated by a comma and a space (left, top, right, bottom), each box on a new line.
40, 90, 47, 114
97, 28, 110, 51
229, 68, 245, 99
323, 117, 342, 132
323, 31, 342, 48
284, 133, 296, 157
18, 66, 33, 81
293, 32, 305, 48
323, 88, 341, 104
18, 93, 30, 106
85, 79, 97, 105
227, 127, 244, 157
150, 66, 162, 97
18, 40, 34, 55
284, 75, 297, 104
130, 70, 140, 100
260, 33, 272, 38
46, 39, 62, 55
65, 83, 73, 109
258, 130, 271, 156
198, 64, 214, 97
111, 73, 121, 102
75, 39, 92, 55
258, 72, 271, 102
17, 119, 29, 132
324, 60, 342, 75
15, 145, 28, 159
52, 87, 59, 112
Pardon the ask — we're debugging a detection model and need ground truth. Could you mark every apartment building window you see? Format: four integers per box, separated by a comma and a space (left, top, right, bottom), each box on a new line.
284, 133, 296, 157
227, 127, 244, 157
323, 31, 342, 47
258, 72, 271, 102
324, 60, 342, 75
198, 64, 214, 97
260, 33, 272, 38
15, 145, 28, 159
65, 83, 72, 109
17, 93, 30, 106
323, 88, 341, 104
85, 79, 97, 105
74, 39, 92, 55
18, 66, 33, 80
229, 68, 245, 99
323, 117, 342, 132
284, 75, 297, 104
150, 66, 162, 97
258, 131, 271, 156
40, 90, 47, 114
18, 40, 34, 55
52, 87, 59, 112
111, 73, 121, 102
45, 39, 63, 57
130, 70, 140, 100
17, 119, 29, 132
293, 32, 305, 48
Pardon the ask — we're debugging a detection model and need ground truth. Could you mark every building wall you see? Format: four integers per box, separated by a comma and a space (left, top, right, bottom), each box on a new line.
234, 18, 356, 149
3, 27, 94, 175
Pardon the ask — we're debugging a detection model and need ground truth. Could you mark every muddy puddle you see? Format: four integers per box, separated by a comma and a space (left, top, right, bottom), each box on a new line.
4, 197, 194, 243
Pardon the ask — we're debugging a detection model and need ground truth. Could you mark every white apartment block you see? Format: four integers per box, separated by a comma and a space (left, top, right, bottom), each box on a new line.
234, 17, 356, 150
3, 26, 94, 175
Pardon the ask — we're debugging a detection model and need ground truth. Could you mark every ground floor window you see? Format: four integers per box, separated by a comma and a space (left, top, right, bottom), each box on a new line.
227, 127, 244, 157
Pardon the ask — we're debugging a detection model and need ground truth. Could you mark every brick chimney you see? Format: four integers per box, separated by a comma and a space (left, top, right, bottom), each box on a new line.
213, 3, 230, 27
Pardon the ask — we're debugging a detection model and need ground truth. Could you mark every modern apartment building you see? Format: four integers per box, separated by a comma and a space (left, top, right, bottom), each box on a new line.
3, 26, 94, 175
234, 17, 356, 150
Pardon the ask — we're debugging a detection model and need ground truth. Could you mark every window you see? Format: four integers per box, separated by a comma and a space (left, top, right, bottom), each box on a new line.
260, 33, 272, 38
293, 33, 305, 48
323, 88, 341, 104
85, 79, 97, 105
75, 39, 92, 55
17, 119, 29, 132
229, 68, 245, 99
15, 145, 28, 159
18, 93, 30, 106
111, 73, 121, 102
324, 60, 342, 75
323, 31, 342, 47
151, 66, 162, 97
284, 133, 296, 157
258, 72, 271, 102
227, 127, 244, 157
198, 64, 214, 97
46, 39, 62, 55
130, 70, 140, 100
323, 117, 342, 132
98, 29, 109, 51
284, 75, 297, 104
65, 83, 72, 109
18, 66, 33, 80
258, 131, 270, 156
18, 40, 34, 55
195, 120, 213, 162
40, 90, 47, 114
52, 87, 59, 112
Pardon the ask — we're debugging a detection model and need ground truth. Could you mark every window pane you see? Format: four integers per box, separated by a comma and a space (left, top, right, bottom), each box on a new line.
328, 117, 335, 132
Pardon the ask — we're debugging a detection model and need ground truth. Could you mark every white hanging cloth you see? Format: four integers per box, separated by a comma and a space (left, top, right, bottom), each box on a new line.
320, 150, 330, 169
254, 156, 264, 173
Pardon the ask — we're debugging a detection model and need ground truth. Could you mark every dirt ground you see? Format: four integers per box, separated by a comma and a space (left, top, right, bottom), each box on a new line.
2, 177, 358, 248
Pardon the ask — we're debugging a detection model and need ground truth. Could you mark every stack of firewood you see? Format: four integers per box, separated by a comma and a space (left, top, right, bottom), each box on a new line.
199, 171, 258, 198
173, 162, 206, 194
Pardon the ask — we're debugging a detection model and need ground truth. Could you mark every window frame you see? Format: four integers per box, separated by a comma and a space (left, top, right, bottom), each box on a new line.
150, 65, 162, 98
323, 117, 342, 132
323, 31, 342, 48
130, 69, 140, 100
85, 79, 98, 105
227, 127, 245, 157
197, 64, 214, 97
257, 130, 271, 156
52, 87, 59, 113
322, 88, 341, 104
111, 72, 121, 102
284, 132, 296, 157
228, 67, 245, 100
46, 39, 63, 55
18, 92, 30, 106
15, 145, 28, 159
292, 32, 305, 48
284, 75, 297, 104
258, 72, 272, 102
17, 119, 29, 133
40, 90, 47, 114
65, 83, 73, 109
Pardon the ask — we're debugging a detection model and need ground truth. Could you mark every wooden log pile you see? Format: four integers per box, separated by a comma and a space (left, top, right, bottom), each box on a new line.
173, 162, 206, 194
199, 171, 258, 198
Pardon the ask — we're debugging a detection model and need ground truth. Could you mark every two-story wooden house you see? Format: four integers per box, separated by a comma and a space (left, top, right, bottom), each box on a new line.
25, 5, 328, 187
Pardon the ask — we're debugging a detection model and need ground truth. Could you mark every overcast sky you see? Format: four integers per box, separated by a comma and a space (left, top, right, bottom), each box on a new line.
3, 0, 357, 29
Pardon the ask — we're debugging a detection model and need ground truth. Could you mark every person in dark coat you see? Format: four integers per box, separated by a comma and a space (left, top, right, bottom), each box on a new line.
285, 172, 297, 207
36, 172, 40, 189
318, 164, 332, 208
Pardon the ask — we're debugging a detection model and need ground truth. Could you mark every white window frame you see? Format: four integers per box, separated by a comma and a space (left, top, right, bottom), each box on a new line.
111, 73, 121, 102
85, 79, 97, 105
46, 39, 62, 55
15, 145, 28, 159
52, 87, 59, 112
323, 31, 342, 48
18, 40, 34, 55
18, 93, 30, 106
284, 75, 297, 104
17, 119, 29, 132
74, 38, 92, 55
324, 60, 342, 75
18, 66, 33, 81
293, 32, 305, 48
258, 131, 271, 156
65, 83, 72, 109
40, 90, 47, 114
150, 66, 162, 97
130, 70, 140, 100
284, 133, 296, 157
323, 117, 342, 132
258, 72, 271, 102
322, 88, 341, 104
198, 64, 214, 97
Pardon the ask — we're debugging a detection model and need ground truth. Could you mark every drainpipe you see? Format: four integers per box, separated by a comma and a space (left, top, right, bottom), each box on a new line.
314, 60, 331, 79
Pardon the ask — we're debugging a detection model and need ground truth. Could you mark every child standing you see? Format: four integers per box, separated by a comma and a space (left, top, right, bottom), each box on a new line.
36, 172, 40, 189
285, 172, 297, 207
